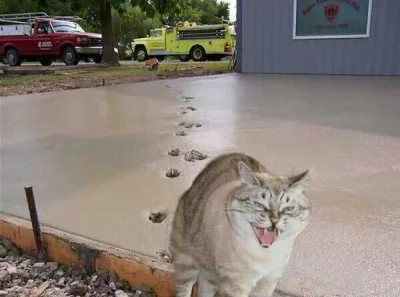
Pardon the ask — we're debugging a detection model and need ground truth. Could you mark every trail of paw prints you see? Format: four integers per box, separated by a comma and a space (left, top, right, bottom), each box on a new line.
167, 94, 207, 181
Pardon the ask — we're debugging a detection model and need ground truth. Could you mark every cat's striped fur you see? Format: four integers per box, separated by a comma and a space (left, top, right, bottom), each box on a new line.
170, 152, 312, 297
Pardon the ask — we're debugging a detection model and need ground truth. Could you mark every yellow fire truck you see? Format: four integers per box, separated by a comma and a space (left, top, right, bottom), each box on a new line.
131, 21, 234, 62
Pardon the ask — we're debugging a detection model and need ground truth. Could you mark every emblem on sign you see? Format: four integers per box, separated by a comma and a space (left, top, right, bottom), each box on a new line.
324, 4, 339, 21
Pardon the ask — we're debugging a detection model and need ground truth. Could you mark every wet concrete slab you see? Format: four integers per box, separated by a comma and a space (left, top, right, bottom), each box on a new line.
1, 74, 400, 296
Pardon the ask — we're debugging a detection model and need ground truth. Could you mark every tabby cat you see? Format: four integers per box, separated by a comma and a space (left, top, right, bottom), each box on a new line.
169, 153, 312, 297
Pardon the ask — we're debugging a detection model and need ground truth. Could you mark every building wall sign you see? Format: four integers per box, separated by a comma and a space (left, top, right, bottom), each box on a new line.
293, 0, 373, 39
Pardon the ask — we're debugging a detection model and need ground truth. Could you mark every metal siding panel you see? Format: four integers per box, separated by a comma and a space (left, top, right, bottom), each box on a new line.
243, 0, 258, 72
241, 0, 400, 75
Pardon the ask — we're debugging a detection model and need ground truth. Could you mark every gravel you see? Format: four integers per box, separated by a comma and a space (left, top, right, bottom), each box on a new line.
0, 236, 157, 297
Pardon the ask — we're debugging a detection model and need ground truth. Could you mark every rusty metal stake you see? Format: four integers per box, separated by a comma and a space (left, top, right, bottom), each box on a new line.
24, 186, 47, 262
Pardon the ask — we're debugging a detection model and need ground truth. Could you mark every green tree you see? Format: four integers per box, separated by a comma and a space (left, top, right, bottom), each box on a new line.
112, 4, 160, 50
0, 0, 38, 14
177, 0, 230, 24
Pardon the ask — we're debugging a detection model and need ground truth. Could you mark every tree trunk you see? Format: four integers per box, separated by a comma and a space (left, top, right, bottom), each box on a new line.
99, 0, 119, 66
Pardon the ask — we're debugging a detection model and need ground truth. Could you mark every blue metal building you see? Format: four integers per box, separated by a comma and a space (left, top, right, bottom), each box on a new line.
236, 0, 400, 76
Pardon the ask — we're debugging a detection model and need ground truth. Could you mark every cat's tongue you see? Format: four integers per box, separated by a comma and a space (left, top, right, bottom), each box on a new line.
259, 228, 276, 245
254, 226, 277, 247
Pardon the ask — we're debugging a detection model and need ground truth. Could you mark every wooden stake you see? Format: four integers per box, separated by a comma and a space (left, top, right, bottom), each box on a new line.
24, 186, 46, 262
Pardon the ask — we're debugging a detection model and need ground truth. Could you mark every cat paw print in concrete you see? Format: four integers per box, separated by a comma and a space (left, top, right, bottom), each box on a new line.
182, 96, 195, 100
148, 211, 168, 224
175, 131, 188, 137
184, 150, 208, 162
165, 168, 180, 178
168, 148, 180, 157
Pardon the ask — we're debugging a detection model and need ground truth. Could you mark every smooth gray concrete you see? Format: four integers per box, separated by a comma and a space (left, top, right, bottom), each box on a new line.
1, 74, 400, 296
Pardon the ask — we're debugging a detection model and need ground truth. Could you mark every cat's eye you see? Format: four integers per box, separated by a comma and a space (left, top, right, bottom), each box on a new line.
283, 206, 294, 212
254, 202, 268, 211
261, 193, 266, 199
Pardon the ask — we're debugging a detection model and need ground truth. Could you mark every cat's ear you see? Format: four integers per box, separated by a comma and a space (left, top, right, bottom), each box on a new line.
288, 169, 312, 192
238, 161, 260, 186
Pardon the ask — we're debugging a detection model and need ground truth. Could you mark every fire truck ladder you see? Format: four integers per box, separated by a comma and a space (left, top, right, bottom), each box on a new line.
0, 12, 82, 24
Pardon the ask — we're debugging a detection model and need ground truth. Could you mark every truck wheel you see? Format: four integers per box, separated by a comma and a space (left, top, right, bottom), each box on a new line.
190, 46, 206, 62
178, 55, 190, 62
62, 46, 79, 66
134, 47, 148, 62
39, 58, 53, 66
6, 49, 22, 66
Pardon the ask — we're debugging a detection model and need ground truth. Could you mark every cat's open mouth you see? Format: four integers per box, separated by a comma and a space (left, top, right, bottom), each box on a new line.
251, 224, 279, 248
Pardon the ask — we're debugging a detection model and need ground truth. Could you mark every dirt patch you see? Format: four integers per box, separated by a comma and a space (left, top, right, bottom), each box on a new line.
0, 66, 227, 97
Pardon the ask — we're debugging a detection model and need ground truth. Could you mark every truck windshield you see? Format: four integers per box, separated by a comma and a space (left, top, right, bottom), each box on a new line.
150, 29, 162, 38
51, 21, 85, 33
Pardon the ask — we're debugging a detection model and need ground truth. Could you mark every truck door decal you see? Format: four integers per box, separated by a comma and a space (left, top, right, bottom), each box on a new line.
38, 41, 52, 49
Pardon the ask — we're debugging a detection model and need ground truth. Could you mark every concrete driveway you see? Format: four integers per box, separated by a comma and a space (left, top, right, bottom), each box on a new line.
1, 74, 400, 296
